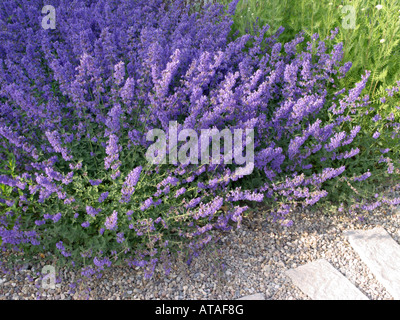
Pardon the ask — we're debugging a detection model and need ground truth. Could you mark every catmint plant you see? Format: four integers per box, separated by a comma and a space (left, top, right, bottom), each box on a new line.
0, 0, 398, 284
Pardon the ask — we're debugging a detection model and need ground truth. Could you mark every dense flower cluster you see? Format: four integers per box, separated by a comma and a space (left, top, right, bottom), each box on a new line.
0, 0, 399, 281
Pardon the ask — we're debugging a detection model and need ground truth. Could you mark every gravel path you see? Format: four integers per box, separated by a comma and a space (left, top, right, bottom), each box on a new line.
1, 188, 399, 300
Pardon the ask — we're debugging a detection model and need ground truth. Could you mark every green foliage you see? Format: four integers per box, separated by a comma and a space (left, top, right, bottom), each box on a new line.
0, 150, 17, 247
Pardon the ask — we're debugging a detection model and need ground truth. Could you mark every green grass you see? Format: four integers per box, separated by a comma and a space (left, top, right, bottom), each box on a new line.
215, 0, 400, 107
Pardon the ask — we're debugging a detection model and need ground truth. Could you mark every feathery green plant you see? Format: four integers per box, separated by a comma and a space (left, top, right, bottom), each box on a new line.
218, 0, 400, 105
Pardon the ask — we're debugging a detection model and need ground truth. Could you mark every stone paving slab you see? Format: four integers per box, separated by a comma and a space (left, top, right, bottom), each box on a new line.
285, 259, 368, 300
236, 293, 265, 300
344, 227, 400, 299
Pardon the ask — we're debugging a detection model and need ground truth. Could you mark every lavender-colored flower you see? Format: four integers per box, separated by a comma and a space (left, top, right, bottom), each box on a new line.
89, 179, 102, 186
175, 187, 186, 198
98, 192, 109, 203
184, 197, 202, 209
120, 77, 135, 104
81, 221, 90, 228
106, 104, 123, 134
114, 62, 125, 86
104, 134, 121, 170
116, 232, 125, 243
140, 198, 153, 211
124, 166, 142, 188
111, 170, 121, 180
53, 212, 62, 223
64, 197, 75, 205
45, 131, 73, 161
86, 206, 102, 217
372, 114, 382, 122
120, 166, 142, 202
353, 171, 372, 182
56, 241, 64, 251
104, 211, 118, 230
343, 148, 360, 159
